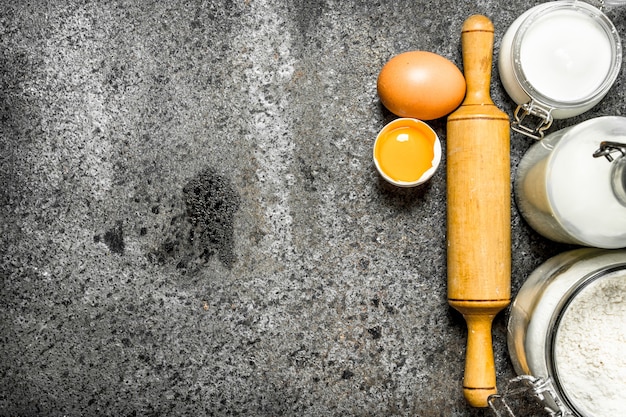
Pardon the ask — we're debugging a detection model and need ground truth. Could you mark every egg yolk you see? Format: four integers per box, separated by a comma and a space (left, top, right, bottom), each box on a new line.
375, 125, 435, 183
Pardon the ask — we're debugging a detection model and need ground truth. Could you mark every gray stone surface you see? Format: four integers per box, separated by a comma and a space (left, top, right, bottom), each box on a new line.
1, 1, 625, 416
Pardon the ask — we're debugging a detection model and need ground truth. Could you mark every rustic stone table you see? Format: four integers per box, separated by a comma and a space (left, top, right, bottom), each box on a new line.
2, 1, 625, 415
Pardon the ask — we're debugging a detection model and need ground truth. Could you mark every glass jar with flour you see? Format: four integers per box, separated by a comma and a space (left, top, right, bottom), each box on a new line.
491, 248, 626, 417
515, 116, 626, 249
498, 1, 623, 139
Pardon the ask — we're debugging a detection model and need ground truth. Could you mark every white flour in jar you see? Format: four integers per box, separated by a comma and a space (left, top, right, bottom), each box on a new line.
553, 270, 626, 417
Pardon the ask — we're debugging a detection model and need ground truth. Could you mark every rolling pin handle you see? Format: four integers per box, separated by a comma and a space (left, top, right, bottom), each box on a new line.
462, 311, 498, 407
461, 14, 496, 106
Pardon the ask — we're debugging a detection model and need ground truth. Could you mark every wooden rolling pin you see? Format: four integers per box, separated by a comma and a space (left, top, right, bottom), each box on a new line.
446, 15, 511, 408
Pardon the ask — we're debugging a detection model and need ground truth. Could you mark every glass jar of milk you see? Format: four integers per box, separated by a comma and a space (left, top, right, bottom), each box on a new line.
501, 248, 626, 417
499, 1, 622, 139
515, 116, 626, 249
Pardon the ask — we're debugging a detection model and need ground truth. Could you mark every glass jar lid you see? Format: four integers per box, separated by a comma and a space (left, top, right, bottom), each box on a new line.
511, 0, 622, 110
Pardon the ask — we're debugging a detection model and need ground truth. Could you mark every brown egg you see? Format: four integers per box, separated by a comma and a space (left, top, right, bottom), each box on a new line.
377, 51, 466, 120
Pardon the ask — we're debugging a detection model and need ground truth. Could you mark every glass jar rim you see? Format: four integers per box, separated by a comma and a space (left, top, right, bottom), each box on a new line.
546, 263, 626, 416
511, 0, 622, 109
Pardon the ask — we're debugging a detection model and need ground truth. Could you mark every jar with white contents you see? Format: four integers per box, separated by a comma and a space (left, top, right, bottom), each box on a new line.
515, 116, 626, 249
490, 248, 626, 417
498, 1, 624, 139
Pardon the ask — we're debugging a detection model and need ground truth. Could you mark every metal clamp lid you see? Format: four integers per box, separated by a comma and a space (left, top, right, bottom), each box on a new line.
488, 376, 573, 417
593, 140, 626, 161
512, 101, 554, 140
593, 140, 626, 205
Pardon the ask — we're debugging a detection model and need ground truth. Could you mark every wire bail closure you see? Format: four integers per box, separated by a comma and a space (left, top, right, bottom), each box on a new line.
593, 140, 626, 162
512, 101, 554, 140
593, 140, 626, 204
488, 376, 573, 417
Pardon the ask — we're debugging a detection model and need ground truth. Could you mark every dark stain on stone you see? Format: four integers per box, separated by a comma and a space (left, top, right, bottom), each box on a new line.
341, 370, 354, 380
298, 156, 317, 192
358, 258, 370, 271
149, 167, 240, 270
183, 167, 240, 268
383, 302, 396, 315
103, 221, 125, 255
292, 0, 327, 37
367, 326, 382, 340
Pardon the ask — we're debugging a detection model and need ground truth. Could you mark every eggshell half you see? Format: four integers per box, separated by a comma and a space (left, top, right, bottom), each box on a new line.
377, 51, 466, 120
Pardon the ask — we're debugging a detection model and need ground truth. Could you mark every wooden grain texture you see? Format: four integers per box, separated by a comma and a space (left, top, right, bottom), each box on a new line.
446, 14, 511, 408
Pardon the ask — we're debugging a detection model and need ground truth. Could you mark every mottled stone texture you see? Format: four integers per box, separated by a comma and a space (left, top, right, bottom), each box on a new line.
1, 1, 625, 416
